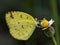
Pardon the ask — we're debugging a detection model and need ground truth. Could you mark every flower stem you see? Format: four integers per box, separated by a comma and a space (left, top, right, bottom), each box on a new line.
51, 35, 57, 45
49, 28, 57, 45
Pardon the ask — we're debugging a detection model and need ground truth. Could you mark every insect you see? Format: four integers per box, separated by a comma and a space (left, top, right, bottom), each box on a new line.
5, 11, 38, 40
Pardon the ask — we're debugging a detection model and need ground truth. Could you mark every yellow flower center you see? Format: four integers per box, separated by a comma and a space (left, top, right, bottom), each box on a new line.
41, 18, 49, 27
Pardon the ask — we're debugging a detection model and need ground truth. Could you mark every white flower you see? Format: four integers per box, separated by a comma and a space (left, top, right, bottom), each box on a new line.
40, 18, 54, 30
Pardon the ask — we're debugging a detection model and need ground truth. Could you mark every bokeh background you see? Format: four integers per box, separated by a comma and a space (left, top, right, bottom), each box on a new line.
0, 0, 60, 45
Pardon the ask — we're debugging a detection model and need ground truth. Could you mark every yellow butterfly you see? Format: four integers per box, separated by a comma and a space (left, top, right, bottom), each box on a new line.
5, 11, 38, 40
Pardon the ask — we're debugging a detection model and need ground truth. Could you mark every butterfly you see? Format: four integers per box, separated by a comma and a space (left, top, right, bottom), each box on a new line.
5, 11, 38, 40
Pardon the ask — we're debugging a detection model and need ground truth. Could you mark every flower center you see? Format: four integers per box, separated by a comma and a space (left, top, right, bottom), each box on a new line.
41, 18, 49, 27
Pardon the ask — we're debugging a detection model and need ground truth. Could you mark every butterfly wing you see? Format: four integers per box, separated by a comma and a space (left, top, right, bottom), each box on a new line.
5, 11, 37, 40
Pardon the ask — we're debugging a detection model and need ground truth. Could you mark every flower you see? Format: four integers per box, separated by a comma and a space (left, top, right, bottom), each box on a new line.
40, 18, 54, 30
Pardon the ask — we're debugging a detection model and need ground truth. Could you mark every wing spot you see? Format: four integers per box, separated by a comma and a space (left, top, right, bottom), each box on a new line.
20, 15, 22, 18
15, 28, 17, 30
18, 22, 20, 24
22, 25, 24, 29
26, 31, 28, 32
26, 16, 28, 19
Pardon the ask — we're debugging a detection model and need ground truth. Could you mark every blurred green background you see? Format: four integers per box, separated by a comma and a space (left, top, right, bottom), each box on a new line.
0, 0, 60, 45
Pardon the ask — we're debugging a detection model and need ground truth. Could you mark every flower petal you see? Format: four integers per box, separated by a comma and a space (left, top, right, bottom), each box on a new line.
49, 19, 54, 26
42, 27, 48, 30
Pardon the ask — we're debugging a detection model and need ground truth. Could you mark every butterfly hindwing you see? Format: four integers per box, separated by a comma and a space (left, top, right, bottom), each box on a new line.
6, 11, 37, 40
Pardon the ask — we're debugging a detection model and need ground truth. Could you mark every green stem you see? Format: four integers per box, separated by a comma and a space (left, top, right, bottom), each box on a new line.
51, 36, 57, 45
49, 28, 57, 45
